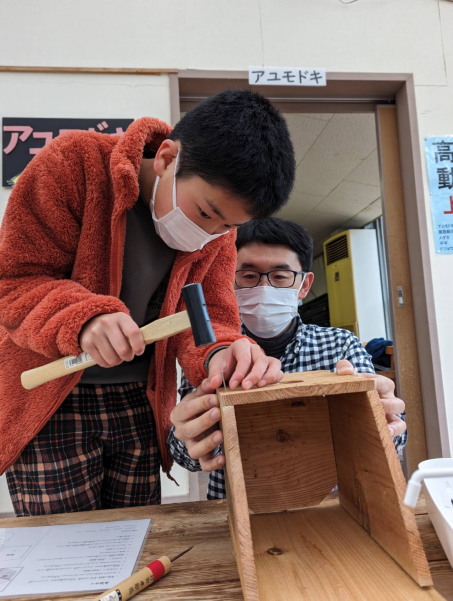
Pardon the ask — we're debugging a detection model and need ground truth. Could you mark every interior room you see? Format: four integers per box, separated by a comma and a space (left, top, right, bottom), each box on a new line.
279, 110, 389, 339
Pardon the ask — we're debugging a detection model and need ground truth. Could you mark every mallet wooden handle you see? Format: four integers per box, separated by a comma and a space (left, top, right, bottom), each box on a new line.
21, 310, 191, 390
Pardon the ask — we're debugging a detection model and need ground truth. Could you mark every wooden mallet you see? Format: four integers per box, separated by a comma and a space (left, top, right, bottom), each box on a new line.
21, 283, 216, 390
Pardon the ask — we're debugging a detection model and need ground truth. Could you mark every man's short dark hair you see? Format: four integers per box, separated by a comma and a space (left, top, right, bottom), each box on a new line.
235, 217, 313, 272
169, 90, 295, 219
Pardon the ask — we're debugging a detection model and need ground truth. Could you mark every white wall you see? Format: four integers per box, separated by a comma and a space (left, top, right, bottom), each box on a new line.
1, 0, 453, 459
0, 1, 446, 84
0, 72, 171, 215
0, 476, 13, 516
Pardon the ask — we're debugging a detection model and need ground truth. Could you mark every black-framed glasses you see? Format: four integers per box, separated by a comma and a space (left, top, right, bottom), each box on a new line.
235, 269, 305, 288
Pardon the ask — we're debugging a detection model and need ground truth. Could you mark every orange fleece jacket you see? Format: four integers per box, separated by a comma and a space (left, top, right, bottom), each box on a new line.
0, 117, 246, 475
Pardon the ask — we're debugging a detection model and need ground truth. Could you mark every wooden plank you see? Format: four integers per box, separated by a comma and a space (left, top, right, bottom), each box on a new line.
218, 371, 375, 407
222, 405, 259, 601
328, 388, 432, 586
377, 105, 428, 473
234, 396, 337, 513
250, 505, 445, 601
0, 65, 177, 74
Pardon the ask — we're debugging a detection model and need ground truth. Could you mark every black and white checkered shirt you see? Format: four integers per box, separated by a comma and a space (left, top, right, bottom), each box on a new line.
167, 316, 407, 500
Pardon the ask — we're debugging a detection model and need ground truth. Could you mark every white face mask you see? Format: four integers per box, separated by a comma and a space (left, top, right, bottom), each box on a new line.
235, 278, 305, 338
150, 151, 228, 252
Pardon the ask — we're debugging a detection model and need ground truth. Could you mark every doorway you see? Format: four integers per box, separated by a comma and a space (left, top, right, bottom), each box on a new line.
172, 70, 448, 476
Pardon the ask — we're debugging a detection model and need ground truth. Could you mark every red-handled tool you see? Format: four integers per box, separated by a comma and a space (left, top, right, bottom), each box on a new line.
97, 546, 193, 601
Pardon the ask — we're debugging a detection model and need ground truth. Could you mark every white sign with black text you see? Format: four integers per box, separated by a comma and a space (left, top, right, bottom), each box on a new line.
249, 66, 326, 86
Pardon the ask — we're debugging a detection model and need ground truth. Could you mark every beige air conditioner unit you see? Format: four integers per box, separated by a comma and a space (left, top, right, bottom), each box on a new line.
323, 229, 386, 342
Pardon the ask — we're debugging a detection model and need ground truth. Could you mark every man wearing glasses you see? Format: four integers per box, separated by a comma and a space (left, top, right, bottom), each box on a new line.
168, 218, 407, 499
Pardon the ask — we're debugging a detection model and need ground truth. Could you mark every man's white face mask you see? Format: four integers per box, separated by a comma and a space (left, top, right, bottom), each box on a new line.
150, 150, 228, 252
235, 276, 306, 339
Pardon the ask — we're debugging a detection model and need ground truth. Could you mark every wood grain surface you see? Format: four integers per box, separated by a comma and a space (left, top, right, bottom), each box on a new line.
0, 498, 450, 601
251, 505, 442, 601
222, 404, 259, 601
219, 370, 433, 596
233, 396, 337, 513
217, 371, 375, 407
377, 105, 429, 474
328, 387, 431, 586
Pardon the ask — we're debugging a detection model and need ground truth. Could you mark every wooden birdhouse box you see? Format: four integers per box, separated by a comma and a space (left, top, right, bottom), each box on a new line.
217, 371, 444, 601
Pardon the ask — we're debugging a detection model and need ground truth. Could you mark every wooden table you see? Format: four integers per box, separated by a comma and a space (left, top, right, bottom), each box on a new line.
1, 498, 451, 601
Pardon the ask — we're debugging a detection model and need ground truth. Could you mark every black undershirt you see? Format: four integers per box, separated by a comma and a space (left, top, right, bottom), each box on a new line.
80, 193, 176, 384
243, 317, 299, 359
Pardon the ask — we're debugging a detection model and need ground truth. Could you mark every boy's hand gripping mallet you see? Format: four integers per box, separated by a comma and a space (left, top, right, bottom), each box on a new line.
21, 283, 215, 390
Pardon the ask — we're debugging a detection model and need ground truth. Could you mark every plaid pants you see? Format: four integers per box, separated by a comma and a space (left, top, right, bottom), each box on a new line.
6, 382, 161, 516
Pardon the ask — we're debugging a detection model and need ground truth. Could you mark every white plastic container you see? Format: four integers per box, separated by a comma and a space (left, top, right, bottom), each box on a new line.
419, 458, 453, 568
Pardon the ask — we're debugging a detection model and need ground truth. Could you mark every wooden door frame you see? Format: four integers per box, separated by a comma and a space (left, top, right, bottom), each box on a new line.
376, 105, 427, 473
170, 70, 450, 471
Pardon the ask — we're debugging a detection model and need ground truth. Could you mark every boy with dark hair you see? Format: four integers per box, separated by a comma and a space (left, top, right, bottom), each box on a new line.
169, 218, 407, 499
0, 90, 295, 516
169, 90, 294, 218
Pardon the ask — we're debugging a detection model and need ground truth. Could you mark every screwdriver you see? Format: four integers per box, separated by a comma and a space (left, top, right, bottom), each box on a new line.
97, 545, 193, 601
